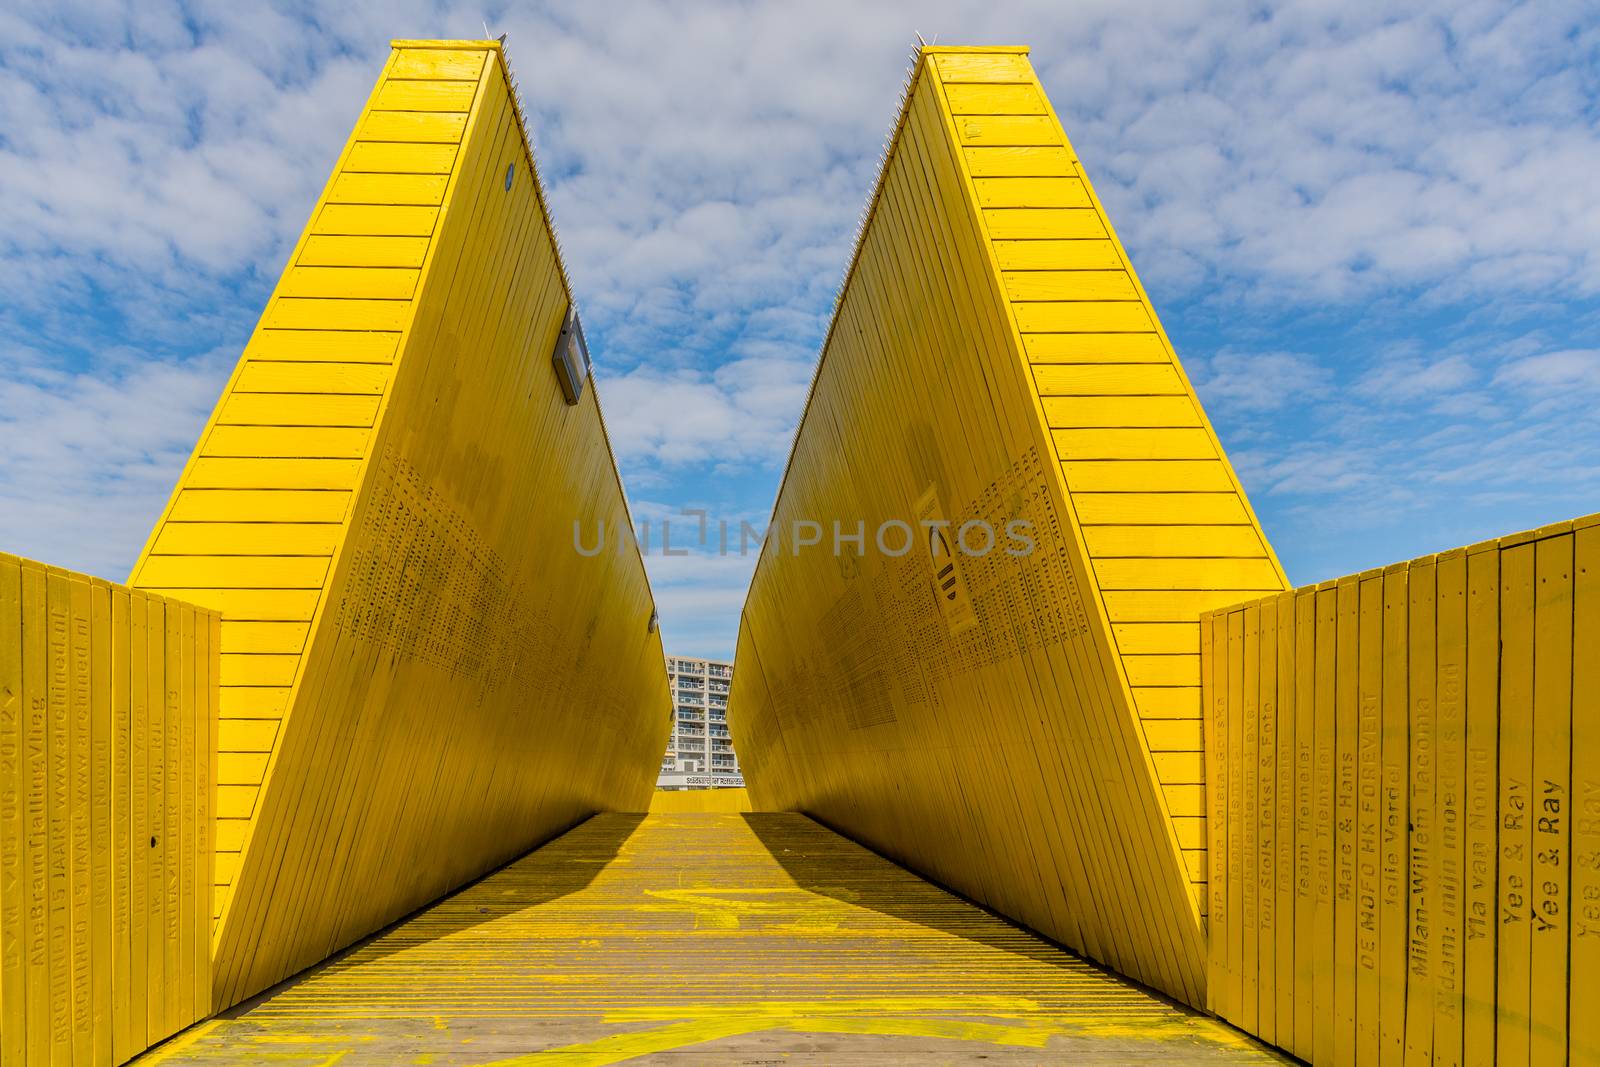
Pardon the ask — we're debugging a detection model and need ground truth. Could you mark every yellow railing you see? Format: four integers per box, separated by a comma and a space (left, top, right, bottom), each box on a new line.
1201, 513, 1597, 1065
0, 553, 217, 1066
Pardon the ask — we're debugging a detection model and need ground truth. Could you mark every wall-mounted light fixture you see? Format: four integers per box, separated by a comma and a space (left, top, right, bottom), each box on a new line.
552, 306, 590, 405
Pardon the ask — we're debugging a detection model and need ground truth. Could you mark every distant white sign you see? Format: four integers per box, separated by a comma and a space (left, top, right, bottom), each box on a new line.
656, 772, 745, 790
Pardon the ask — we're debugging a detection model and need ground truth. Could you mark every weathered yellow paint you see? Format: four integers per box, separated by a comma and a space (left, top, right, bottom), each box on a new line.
726, 46, 1285, 1009
1203, 512, 1599, 1066
127, 40, 670, 1009
0, 553, 216, 1066
135, 813, 1286, 1065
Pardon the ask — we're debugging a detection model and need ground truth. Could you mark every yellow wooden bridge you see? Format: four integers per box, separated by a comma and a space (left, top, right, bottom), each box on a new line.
0, 39, 1591, 1067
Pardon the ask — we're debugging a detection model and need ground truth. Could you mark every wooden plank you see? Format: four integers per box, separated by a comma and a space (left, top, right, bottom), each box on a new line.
370, 79, 477, 111
218, 721, 277, 753
1227, 608, 1245, 1023
19, 564, 49, 1067
1013, 300, 1152, 333
1045, 396, 1201, 428
343, 141, 457, 174
152, 524, 340, 559
1462, 546, 1499, 1067
1241, 602, 1260, 1033
90, 582, 113, 1067
1355, 574, 1382, 1066
1498, 541, 1534, 1066
387, 48, 486, 80
1312, 586, 1337, 1066
200, 426, 371, 460
263, 297, 411, 332
1062, 459, 1224, 491
168, 490, 351, 523
1433, 551, 1466, 1067
217, 623, 309, 655
1256, 595, 1277, 1045
67, 576, 93, 1065
1572, 525, 1599, 1067
328, 172, 448, 206
358, 110, 467, 142
127, 591, 149, 1054
1052, 428, 1217, 460
1275, 591, 1296, 1051
296, 236, 430, 269
176, 604, 197, 1036
1530, 534, 1572, 1067
932, 52, 1033, 82
1035, 363, 1184, 396
942, 82, 1044, 113
982, 208, 1105, 240
183, 458, 363, 491
216, 394, 380, 428
1204, 610, 1229, 1015
234, 362, 389, 395
1122, 654, 1199, 686
136, 557, 329, 590
1005, 269, 1138, 301
200, 611, 217, 1020
312, 204, 438, 237
1113, 622, 1200, 654
1082, 525, 1265, 558
143, 597, 165, 1044
110, 589, 132, 1063
142, 591, 318, 623
956, 114, 1060, 145
992, 238, 1121, 270
216, 688, 290, 717
161, 603, 181, 1040
1405, 559, 1437, 1067
246, 329, 399, 364
1091, 557, 1281, 590
0, 557, 23, 1065
1071, 493, 1249, 526
1103, 591, 1274, 623
973, 177, 1091, 208
1333, 576, 1359, 1067
220, 655, 299, 687
1292, 590, 1316, 1058
279, 266, 421, 300
1379, 567, 1407, 1066
964, 146, 1075, 177
1023, 332, 1166, 363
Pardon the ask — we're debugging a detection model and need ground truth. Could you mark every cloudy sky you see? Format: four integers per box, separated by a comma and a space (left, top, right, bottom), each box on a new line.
2, 0, 1597, 660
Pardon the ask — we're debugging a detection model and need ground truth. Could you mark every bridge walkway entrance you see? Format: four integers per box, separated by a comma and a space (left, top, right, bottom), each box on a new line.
135, 813, 1284, 1066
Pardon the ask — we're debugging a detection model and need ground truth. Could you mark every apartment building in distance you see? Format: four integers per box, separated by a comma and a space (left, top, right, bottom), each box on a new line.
656, 655, 743, 790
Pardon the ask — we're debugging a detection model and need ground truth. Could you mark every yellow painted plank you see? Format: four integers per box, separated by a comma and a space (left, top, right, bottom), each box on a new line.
216, 754, 270, 786
1044, 396, 1201, 428
1092, 557, 1282, 590
1312, 586, 1337, 1066
263, 297, 411, 331
370, 79, 477, 111
1143, 717, 1204, 750
217, 623, 310, 655
216, 394, 380, 427
327, 172, 448, 206
1013, 301, 1152, 332
136, 557, 328, 590
1061, 460, 1229, 491
1052, 428, 1216, 460
0, 558, 23, 1064
1103, 590, 1277, 623
153, 522, 340, 557
1023, 333, 1166, 363
89, 582, 113, 1066
1124, 654, 1200, 687
1004, 270, 1139, 301
1241, 602, 1260, 1033
1204, 608, 1230, 1014
1134, 686, 1201, 717
1290, 590, 1315, 1058
972, 177, 1091, 208
387, 48, 486, 80
1498, 542, 1534, 1066
280, 265, 419, 300
219, 654, 299, 687
983, 208, 1105, 240
139, 591, 320, 627
313, 204, 438, 236
1379, 568, 1407, 1064
1432, 551, 1467, 1067
141, 596, 165, 1045
127, 590, 149, 1053
1530, 535, 1571, 1067
1406, 561, 1437, 1067
1333, 577, 1359, 1067
1257, 596, 1278, 1046
1115, 622, 1200, 654
235, 361, 389, 395
943, 83, 1044, 113
217, 721, 278, 753
1071, 492, 1249, 525
67, 576, 93, 1063
1082, 525, 1265, 558
358, 110, 467, 142
964, 146, 1076, 177
183, 458, 363, 491
956, 114, 1060, 145
1572, 526, 1599, 1067
1355, 575, 1381, 1066
343, 141, 457, 174
932, 52, 1034, 82
201, 426, 371, 459
992, 239, 1121, 270
217, 688, 291, 716
1035, 363, 1184, 396
296, 236, 430, 269
167, 490, 350, 523
214, 787, 256, 821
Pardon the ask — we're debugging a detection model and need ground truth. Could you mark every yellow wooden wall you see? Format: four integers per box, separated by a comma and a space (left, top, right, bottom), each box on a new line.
0, 553, 217, 1066
1202, 512, 1599, 1066
128, 40, 671, 1009
728, 46, 1282, 1007
646, 789, 754, 814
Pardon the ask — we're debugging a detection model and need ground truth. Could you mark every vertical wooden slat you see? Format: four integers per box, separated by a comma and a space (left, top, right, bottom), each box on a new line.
144, 597, 166, 1042
1242, 601, 1261, 1034
1433, 549, 1467, 1067
1462, 543, 1499, 1067
1334, 575, 1359, 1067
128, 590, 149, 1053
1202, 610, 1227, 1015
1256, 596, 1276, 1045
1275, 590, 1296, 1052
90, 580, 113, 1067
68, 574, 94, 1065
1572, 521, 1599, 1067
162, 601, 182, 1040
1498, 540, 1534, 1066
111, 587, 132, 1064
22, 562, 51, 1067
0, 555, 24, 1065
1379, 566, 1407, 1067
1356, 573, 1383, 1066
1312, 583, 1337, 1066
1530, 533, 1572, 1067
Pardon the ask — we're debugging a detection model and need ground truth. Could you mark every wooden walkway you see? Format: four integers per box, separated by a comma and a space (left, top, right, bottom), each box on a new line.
136, 813, 1286, 1065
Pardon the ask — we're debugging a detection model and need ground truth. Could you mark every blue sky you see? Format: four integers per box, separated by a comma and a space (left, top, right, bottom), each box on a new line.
2, 1, 1597, 662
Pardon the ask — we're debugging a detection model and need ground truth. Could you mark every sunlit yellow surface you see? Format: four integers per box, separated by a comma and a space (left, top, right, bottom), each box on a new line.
134, 813, 1285, 1065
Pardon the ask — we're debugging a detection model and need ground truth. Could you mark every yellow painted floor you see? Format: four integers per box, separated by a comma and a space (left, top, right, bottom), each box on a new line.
138, 814, 1287, 1065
